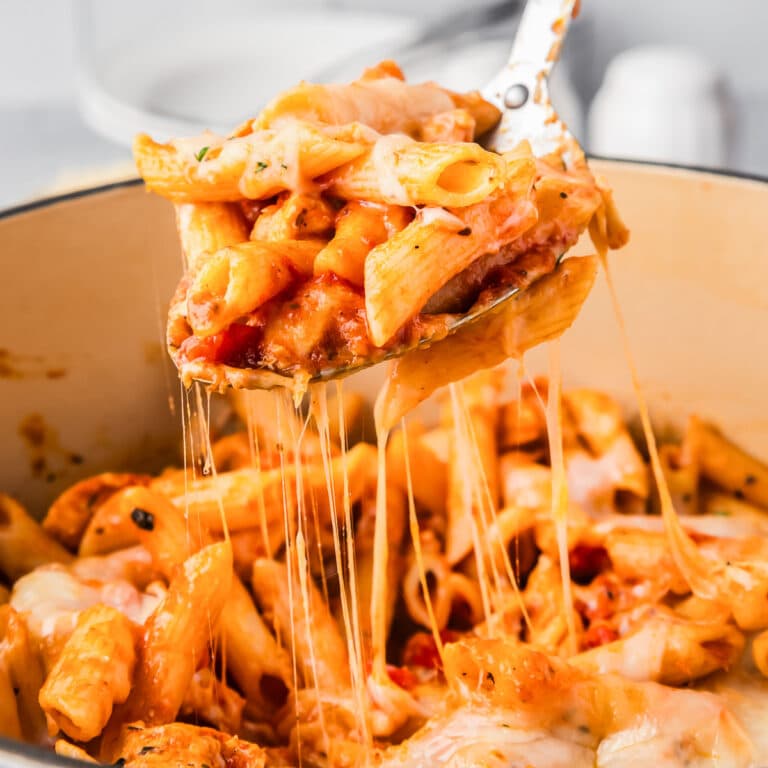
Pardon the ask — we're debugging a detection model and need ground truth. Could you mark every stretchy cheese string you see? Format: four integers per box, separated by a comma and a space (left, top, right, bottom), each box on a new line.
243, 392, 274, 558
544, 340, 578, 656
274, 392, 303, 767
401, 419, 445, 664
312, 384, 370, 747
292, 399, 331, 758
448, 383, 493, 628
335, 382, 366, 688
600, 254, 721, 601
455, 383, 506, 615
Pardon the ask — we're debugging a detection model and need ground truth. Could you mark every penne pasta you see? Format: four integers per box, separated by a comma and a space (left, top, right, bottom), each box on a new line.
364, 172, 537, 347
43, 473, 152, 550
0, 494, 72, 580
326, 138, 507, 208
250, 192, 335, 242
186, 240, 325, 336
175, 202, 249, 271
252, 558, 349, 692
103, 541, 233, 755
134, 122, 369, 203
39, 604, 137, 742
313, 201, 410, 287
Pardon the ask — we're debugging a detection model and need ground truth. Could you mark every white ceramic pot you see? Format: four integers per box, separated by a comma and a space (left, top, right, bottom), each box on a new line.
1, 161, 767, 521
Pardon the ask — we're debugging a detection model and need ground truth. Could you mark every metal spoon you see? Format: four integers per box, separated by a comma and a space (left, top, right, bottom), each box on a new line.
188, 0, 579, 390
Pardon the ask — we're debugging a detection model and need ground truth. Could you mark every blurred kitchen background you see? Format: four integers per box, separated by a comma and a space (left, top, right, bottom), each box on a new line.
2, 0, 766, 210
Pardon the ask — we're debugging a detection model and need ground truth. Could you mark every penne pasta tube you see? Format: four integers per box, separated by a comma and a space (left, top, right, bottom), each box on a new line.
114, 722, 267, 768
103, 541, 233, 752
419, 108, 476, 143
186, 240, 325, 336
313, 201, 410, 287
43, 473, 151, 550
252, 558, 349, 692
603, 528, 689, 595
117, 486, 208, 579
752, 628, 768, 678
499, 453, 552, 510
134, 122, 369, 202
230, 526, 285, 580
401, 534, 452, 631
255, 70, 500, 138
158, 442, 376, 535
175, 202, 249, 271
54, 740, 97, 763
564, 432, 650, 516
386, 422, 447, 519
120, 490, 293, 715
376, 256, 598, 429
0, 660, 21, 739
327, 138, 506, 208
223, 579, 293, 715
0, 494, 72, 580
355, 488, 406, 651
69, 546, 158, 590
210, 431, 253, 472
179, 667, 244, 735
573, 610, 745, 685
657, 443, 699, 517
39, 605, 137, 742
445, 374, 500, 565
684, 416, 768, 509
78, 487, 146, 556
1, 607, 47, 743
364, 179, 537, 347
251, 192, 334, 242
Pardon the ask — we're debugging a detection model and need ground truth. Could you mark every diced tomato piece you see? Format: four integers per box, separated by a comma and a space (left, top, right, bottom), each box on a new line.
401, 630, 458, 671
179, 324, 263, 368
583, 623, 619, 649
386, 665, 417, 690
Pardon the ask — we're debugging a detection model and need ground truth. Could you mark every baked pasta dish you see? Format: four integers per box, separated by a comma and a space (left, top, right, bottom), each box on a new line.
1, 375, 768, 766
134, 61, 625, 394
3, 61, 767, 768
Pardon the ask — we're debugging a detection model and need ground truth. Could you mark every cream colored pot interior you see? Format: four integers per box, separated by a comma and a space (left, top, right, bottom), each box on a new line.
1, 161, 766, 520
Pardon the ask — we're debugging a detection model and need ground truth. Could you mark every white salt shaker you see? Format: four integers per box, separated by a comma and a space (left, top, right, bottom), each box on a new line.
588, 45, 730, 168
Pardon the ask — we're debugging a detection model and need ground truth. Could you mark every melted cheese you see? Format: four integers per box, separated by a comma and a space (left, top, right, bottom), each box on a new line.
544, 342, 578, 655
370, 134, 414, 206
417, 206, 466, 231
599, 256, 722, 601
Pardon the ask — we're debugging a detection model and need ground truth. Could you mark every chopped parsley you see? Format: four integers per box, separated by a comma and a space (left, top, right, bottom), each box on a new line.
712, 509, 731, 517
195, 146, 209, 162
280, 163, 288, 170
254, 161, 269, 173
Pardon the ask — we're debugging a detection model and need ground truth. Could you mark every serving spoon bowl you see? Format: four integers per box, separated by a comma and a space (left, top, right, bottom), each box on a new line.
186, 0, 580, 391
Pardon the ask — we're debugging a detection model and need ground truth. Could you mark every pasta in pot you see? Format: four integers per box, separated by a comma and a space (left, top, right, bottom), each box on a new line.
0, 374, 766, 766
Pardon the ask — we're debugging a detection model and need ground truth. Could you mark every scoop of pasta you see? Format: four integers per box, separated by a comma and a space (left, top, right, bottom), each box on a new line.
135, 63, 627, 397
